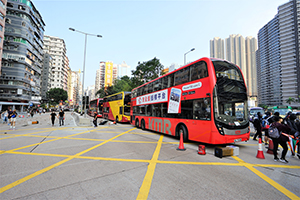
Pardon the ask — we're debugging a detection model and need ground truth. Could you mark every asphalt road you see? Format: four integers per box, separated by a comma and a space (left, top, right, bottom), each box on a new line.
0, 112, 299, 200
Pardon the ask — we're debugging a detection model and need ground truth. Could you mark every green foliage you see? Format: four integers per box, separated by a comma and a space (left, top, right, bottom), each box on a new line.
46, 88, 68, 104
258, 104, 268, 109
131, 57, 164, 88
285, 97, 295, 105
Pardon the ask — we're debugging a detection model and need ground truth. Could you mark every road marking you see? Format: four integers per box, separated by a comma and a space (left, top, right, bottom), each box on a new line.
136, 135, 164, 200
233, 156, 300, 199
0, 127, 136, 194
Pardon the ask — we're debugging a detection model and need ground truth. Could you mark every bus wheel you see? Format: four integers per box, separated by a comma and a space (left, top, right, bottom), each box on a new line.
116, 116, 119, 123
135, 119, 139, 128
178, 125, 188, 142
141, 119, 145, 130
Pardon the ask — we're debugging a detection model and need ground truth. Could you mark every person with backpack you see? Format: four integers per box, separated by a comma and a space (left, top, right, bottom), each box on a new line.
262, 112, 272, 145
269, 116, 291, 163
253, 112, 264, 142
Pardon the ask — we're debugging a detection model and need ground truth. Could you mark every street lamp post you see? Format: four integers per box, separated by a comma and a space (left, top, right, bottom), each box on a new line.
69, 28, 102, 118
184, 48, 195, 65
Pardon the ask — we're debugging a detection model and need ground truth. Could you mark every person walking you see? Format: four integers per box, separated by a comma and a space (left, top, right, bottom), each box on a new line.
93, 112, 98, 127
50, 110, 57, 126
10, 109, 18, 130
7, 108, 13, 126
58, 109, 65, 126
270, 116, 291, 163
253, 112, 263, 142
3, 110, 8, 124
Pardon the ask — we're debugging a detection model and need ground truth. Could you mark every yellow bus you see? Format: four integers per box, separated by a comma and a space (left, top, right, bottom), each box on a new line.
102, 91, 131, 123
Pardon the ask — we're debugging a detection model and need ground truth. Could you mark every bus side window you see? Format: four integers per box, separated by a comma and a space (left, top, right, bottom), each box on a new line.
148, 82, 153, 93
193, 98, 211, 120
168, 74, 174, 87
146, 105, 152, 116
162, 76, 168, 90
191, 61, 208, 81
180, 100, 193, 119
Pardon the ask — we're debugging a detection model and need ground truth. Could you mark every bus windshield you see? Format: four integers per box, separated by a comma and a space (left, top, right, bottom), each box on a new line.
212, 60, 248, 126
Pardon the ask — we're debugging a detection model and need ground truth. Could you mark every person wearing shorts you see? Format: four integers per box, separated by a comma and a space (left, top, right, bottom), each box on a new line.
10, 110, 18, 129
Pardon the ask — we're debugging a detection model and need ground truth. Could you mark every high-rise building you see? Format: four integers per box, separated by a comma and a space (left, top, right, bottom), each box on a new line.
0, 0, 7, 71
226, 34, 247, 78
41, 53, 53, 101
69, 71, 80, 107
210, 37, 224, 59
245, 37, 258, 98
116, 61, 131, 78
43, 35, 69, 92
257, 0, 300, 107
95, 61, 119, 95
210, 35, 257, 104
0, 0, 45, 111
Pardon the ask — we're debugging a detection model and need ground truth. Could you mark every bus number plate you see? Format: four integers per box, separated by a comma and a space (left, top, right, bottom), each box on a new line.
234, 138, 242, 142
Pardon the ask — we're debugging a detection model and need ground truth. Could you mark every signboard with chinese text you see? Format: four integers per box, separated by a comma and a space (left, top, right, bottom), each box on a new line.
136, 89, 168, 105
105, 61, 113, 87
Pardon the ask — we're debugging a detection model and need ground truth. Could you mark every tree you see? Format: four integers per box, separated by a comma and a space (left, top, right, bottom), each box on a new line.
95, 76, 134, 98
46, 88, 68, 104
286, 97, 295, 105
131, 57, 164, 88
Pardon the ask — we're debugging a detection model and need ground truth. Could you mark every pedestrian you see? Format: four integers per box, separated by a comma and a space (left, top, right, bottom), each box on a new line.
93, 112, 98, 127
262, 112, 272, 145
10, 109, 18, 130
7, 108, 13, 126
285, 113, 300, 157
2, 110, 8, 124
58, 109, 65, 126
270, 116, 291, 163
30, 109, 34, 117
253, 112, 263, 142
50, 110, 57, 126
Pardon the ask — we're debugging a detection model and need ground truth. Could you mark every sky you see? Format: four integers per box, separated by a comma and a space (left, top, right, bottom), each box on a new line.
33, 0, 288, 89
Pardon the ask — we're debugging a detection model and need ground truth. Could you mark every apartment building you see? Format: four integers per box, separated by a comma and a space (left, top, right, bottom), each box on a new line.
257, 0, 300, 106
43, 35, 69, 92
0, 0, 45, 111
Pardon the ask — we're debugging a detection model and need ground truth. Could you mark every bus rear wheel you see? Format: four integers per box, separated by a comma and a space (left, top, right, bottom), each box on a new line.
141, 119, 145, 130
178, 125, 188, 142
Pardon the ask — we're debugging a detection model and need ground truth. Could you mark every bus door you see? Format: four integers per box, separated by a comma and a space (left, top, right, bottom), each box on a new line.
119, 106, 123, 121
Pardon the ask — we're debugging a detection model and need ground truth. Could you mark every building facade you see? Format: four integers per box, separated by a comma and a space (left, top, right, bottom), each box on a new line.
0, 0, 45, 111
257, 0, 300, 107
41, 53, 53, 101
210, 37, 224, 59
43, 35, 69, 91
210, 35, 258, 105
0, 0, 7, 71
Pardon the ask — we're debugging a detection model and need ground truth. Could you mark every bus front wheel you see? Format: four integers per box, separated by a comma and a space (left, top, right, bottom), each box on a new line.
178, 125, 188, 142
116, 116, 119, 123
135, 119, 140, 128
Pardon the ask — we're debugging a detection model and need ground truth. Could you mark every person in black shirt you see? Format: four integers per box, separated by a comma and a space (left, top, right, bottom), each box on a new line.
50, 110, 57, 126
58, 109, 65, 126
93, 112, 98, 127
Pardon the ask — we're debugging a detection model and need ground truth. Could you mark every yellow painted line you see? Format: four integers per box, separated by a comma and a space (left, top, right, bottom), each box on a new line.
0, 127, 136, 194
233, 156, 300, 199
1, 128, 102, 154
136, 135, 164, 200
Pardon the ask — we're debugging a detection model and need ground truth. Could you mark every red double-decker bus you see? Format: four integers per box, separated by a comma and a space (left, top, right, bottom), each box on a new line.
131, 57, 250, 144
88, 98, 103, 118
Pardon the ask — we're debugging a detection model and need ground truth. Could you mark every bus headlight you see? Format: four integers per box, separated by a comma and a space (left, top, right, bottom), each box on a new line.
217, 125, 225, 135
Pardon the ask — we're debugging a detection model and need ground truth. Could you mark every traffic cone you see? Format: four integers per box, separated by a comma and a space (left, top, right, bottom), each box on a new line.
256, 138, 265, 159
267, 139, 274, 154
198, 145, 206, 155
177, 132, 186, 151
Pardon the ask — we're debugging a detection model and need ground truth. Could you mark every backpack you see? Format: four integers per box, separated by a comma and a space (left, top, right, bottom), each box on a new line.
268, 125, 280, 139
